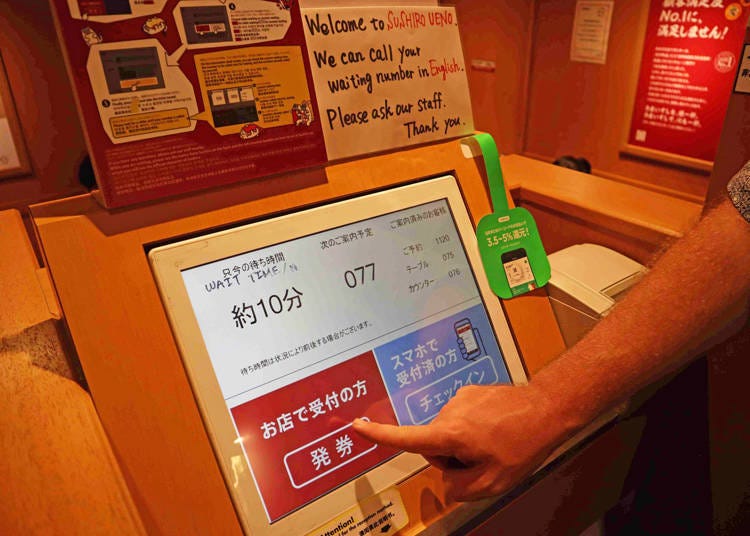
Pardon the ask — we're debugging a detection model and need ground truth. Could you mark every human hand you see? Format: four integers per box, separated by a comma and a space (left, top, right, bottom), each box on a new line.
352, 383, 572, 502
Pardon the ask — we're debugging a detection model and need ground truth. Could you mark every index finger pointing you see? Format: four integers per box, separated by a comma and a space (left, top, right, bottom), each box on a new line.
352, 418, 451, 457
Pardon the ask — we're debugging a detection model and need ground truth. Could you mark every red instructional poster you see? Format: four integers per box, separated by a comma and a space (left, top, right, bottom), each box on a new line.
627, 0, 749, 163
48, 0, 327, 208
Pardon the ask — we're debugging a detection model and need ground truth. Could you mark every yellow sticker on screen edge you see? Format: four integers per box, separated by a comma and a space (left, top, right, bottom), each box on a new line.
306, 488, 409, 536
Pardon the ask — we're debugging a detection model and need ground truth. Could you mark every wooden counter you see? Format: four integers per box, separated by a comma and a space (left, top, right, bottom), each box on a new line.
15, 148, 719, 535
501, 154, 703, 262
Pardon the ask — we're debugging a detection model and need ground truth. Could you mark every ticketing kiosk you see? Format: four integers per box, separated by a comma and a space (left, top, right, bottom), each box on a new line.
149, 175, 526, 533
31, 139, 567, 535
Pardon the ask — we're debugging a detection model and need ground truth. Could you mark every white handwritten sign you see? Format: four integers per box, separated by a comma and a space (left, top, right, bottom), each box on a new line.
301, 6, 474, 160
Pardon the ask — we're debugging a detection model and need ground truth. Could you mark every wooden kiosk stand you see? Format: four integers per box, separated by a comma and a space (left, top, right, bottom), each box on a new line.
31, 138, 625, 535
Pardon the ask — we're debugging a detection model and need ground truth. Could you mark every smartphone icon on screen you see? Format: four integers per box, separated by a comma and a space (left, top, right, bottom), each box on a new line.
501, 248, 536, 293
455, 319, 482, 361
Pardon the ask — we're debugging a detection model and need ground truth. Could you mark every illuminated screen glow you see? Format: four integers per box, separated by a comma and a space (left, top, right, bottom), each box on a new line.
180, 198, 512, 522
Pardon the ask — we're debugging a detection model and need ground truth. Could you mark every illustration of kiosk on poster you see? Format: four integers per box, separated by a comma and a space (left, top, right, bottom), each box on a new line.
89, 40, 199, 143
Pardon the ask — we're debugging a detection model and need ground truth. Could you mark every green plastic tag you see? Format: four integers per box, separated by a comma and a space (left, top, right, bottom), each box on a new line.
472, 133, 550, 299
477, 208, 550, 297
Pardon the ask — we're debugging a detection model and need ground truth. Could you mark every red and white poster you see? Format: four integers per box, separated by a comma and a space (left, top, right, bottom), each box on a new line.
48, 0, 327, 208
627, 1, 749, 163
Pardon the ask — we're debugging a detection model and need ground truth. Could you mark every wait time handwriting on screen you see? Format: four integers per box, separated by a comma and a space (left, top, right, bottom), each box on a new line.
203, 252, 291, 293
229, 262, 376, 329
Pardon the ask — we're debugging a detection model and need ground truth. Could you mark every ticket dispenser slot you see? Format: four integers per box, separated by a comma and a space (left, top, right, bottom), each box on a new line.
547, 244, 647, 348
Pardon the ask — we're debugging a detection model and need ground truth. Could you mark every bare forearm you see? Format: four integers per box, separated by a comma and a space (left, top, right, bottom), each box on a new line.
354, 194, 750, 502
533, 198, 750, 437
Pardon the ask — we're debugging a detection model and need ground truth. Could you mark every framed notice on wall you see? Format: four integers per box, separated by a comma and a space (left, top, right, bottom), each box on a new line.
0, 53, 31, 179
624, 0, 750, 169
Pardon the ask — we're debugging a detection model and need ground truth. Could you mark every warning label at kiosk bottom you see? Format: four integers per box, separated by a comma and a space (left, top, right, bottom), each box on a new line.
306, 488, 408, 536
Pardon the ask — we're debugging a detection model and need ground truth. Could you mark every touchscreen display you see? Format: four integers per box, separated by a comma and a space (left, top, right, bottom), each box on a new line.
179, 198, 512, 522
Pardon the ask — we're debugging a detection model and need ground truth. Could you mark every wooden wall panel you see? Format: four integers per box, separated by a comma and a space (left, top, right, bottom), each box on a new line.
521, 201, 664, 266
524, 0, 711, 201
456, 0, 535, 155
502, 154, 702, 261
0, 0, 86, 211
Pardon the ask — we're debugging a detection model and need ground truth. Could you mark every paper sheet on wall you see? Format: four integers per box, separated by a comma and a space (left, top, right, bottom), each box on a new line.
570, 1, 614, 64
735, 44, 750, 94
301, 5, 474, 160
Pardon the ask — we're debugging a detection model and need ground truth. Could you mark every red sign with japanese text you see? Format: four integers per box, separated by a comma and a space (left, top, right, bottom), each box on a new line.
230, 351, 399, 522
627, 0, 749, 162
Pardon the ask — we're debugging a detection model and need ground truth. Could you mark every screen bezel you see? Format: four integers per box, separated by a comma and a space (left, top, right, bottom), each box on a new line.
148, 175, 527, 535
